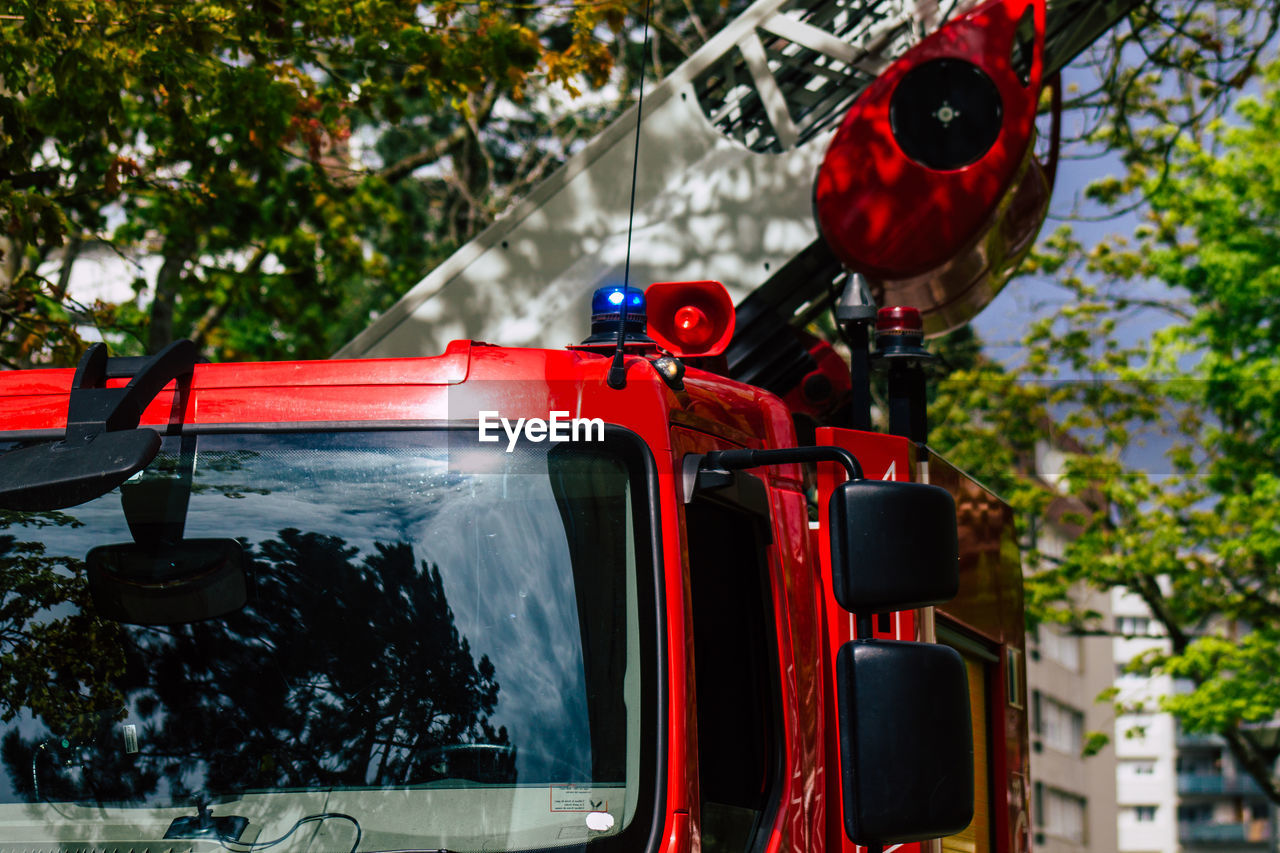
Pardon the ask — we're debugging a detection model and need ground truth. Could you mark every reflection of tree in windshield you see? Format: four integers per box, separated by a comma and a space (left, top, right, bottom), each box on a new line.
0, 531, 127, 735
148, 448, 272, 499
1, 529, 510, 806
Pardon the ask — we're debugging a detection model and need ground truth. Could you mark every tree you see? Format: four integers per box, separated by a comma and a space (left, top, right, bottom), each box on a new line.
0, 0, 610, 364
928, 56, 1280, 803
0, 0, 747, 366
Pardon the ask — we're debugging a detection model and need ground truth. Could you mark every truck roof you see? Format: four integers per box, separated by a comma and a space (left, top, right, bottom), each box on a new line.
0, 341, 796, 454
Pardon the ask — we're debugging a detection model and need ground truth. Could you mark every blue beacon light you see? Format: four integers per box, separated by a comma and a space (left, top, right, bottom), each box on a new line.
583, 285, 652, 345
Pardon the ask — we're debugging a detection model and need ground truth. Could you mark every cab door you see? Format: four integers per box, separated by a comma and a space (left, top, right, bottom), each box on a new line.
672, 428, 787, 853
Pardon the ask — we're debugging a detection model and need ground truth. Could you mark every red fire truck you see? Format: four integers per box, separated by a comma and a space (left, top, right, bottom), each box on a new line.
0, 292, 1024, 853
0, 0, 1138, 849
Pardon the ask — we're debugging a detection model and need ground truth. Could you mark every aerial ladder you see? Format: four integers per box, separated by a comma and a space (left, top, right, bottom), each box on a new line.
336, 0, 1140, 405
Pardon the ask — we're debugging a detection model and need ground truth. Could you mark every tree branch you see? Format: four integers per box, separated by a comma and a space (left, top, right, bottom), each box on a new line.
370, 88, 500, 186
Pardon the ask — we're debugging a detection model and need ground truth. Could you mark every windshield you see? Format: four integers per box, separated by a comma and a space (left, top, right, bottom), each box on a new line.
0, 429, 657, 852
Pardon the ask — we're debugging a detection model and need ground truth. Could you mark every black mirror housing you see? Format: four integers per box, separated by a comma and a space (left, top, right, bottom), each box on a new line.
837, 639, 974, 845
88, 538, 247, 625
829, 479, 959, 613
0, 429, 161, 512
0, 340, 196, 512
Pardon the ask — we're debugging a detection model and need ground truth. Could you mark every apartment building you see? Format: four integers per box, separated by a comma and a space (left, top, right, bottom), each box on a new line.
1111, 589, 1179, 852
1025, 502, 1119, 853
1027, 607, 1119, 851
1111, 590, 1275, 852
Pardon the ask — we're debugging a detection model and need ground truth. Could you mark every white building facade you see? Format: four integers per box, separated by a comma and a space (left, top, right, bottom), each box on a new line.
1111, 589, 1274, 853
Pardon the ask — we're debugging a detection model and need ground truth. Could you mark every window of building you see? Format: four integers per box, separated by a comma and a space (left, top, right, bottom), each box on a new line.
1176, 755, 1222, 775
1122, 759, 1156, 776
1032, 691, 1085, 755
1116, 660, 1144, 680
1120, 713, 1155, 742
1037, 624, 1081, 671
1116, 615, 1155, 637
1132, 805, 1157, 823
1034, 782, 1087, 843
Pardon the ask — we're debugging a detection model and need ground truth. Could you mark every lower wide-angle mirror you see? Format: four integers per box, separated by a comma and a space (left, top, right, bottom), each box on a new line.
837, 638, 974, 845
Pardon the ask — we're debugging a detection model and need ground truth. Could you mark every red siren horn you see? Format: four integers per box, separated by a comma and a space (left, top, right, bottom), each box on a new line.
646, 281, 736, 358
813, 0, 1050, 336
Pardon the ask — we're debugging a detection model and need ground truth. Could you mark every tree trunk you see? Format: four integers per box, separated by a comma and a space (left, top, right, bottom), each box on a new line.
53, 235, 83, 302
0, 235, 22, 305
148, 235, 196, 354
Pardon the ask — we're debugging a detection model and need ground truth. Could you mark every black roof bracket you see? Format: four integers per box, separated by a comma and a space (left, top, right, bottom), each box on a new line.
0, 340, 197, 513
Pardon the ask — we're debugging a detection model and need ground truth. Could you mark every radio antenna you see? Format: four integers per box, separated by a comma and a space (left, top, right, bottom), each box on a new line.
607, 0, 654, 391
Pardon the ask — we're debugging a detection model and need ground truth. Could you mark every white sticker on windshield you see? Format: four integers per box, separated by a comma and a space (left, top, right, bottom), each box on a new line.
586, 812, 615, 832
550, 784, 608, 812
121, 724, 138, 754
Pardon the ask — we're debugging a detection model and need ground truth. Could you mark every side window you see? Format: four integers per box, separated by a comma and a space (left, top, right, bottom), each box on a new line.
684, 495, 781, 853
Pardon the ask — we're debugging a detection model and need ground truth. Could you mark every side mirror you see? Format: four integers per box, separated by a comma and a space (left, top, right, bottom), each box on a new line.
837, 639, 974, 845
0, 430, 161, 512
828, 479, 958, 613
686, 443, 974, 844
87, 538, 247, 625
0, 340, 196, 512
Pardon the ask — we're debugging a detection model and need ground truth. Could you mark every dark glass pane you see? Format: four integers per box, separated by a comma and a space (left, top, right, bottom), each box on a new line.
0, 431, 652, 851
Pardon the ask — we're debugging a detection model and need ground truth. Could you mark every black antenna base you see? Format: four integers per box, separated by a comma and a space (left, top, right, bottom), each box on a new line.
607, 355, 628, 389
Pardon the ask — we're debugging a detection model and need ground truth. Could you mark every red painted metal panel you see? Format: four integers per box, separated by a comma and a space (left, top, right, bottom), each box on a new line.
924, 450, 1030, 853
815, 0, 1045, 280
812, 429, 1029, 853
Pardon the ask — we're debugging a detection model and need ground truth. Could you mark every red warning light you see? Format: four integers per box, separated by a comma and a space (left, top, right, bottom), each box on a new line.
876, 306, 924, 336
673, 306, 714, 348
875, 306, 930, 358
646, 281, 735, 358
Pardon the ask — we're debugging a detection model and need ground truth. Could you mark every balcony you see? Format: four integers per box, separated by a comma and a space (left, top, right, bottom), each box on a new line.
1178, 772, 1266, 796
1178, 730, 1227, 748
1179, 821, 1271, 846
